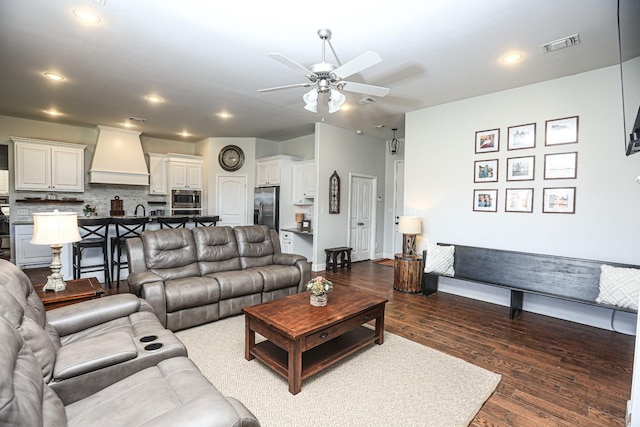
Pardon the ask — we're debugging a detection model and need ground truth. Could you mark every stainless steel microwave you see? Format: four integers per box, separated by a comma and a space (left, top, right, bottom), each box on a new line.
172, 189, 201, 208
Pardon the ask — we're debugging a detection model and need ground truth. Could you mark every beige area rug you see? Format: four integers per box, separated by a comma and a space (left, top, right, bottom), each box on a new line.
176, 315, 500, 427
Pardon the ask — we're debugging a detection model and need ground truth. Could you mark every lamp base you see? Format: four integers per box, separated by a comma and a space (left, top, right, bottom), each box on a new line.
42, 273, 67, 292
402, 234, 417, 256
41, 243, 67, 292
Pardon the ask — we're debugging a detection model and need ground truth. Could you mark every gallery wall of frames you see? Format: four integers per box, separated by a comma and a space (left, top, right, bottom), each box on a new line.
472, 116, 579, 214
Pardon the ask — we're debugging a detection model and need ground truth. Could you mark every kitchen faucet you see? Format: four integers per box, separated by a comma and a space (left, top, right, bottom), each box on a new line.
134, 204, 146, 217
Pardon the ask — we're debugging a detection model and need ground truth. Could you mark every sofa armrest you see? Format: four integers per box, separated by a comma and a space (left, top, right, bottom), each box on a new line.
53, 332, 137, 380
125, 237, 147, 274
138, 281, 168, 328
273, 253, 306, 266
47, 294, 144, 337
128, 271, 164, 296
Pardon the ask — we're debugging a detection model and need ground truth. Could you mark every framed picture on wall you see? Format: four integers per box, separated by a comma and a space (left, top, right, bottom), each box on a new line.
475, 129, 500, 153
506, 156, 535, 181
507, 123, 536, 150
505, 188, 534, 213
473, 159, 498, 183
542, 187, 576, 214
545, 116, 579, 146
473, 189, 498, 212
544, 152, 578, 179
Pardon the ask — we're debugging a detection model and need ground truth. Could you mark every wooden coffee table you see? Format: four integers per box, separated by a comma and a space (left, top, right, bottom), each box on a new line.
35, 277, 104, 310
243, 285, 388, 394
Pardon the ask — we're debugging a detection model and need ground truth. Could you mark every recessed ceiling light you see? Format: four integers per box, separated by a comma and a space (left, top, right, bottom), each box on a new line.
217, 112, 233, 119
44, 72, 65, 81
44, 110, 62, 116
340, 104, 352, 111
500, 52, 524, 64
72, 9, 102, 23
146, 95, 163, 103
178, 131, 192, 137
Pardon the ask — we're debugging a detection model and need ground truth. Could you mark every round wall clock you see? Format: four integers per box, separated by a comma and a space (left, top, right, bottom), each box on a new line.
218, 145, 245, 171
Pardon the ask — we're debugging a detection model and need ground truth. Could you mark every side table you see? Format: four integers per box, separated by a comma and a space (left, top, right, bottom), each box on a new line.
393, 253, 423, 293
34, 277, 104, 310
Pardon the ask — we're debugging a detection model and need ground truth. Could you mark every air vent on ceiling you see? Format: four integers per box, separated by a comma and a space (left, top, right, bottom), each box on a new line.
128, 116, 146, 122
539, 34, 580, 53
355, 97, 376, 105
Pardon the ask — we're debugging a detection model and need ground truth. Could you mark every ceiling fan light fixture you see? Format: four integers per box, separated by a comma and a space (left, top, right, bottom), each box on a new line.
328, 89, 346, 113
303, 89, 318, 113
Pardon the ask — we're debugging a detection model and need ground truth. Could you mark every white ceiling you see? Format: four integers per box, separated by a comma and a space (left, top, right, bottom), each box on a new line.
0, 0, 631, 142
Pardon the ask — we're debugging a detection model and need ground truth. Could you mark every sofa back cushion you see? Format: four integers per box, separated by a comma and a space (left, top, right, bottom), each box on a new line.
234, 225, 275, 269
140, 228, 200, 280
193, 226, 242, 274
0, 313, 66, 426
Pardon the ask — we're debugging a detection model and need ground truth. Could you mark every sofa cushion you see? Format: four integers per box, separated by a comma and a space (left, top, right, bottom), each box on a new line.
234, 225, 275, 269
141, 228, 200, 279
164, 276, 221, 312
207, 270, 264, 299
193, 226, 242, 274
252, 264, 302, 292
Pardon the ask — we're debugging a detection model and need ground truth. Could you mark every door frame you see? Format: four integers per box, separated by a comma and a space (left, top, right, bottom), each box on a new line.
392, 160, 405, 256
346, 172, 377, 262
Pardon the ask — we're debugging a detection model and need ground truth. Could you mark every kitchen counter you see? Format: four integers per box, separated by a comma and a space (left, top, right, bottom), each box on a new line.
281, 227, 313, 236
12, 215, 199, 226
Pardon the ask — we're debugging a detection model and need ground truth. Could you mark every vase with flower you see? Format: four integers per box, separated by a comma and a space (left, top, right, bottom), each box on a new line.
306, 276, 333, 307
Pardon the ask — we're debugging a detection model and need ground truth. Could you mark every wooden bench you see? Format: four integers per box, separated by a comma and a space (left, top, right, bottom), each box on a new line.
422, 243, 639, 319
324, 247, 352, 273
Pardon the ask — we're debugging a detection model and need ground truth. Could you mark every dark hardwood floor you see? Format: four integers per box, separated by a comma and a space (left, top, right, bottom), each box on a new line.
29, 260, 634, 426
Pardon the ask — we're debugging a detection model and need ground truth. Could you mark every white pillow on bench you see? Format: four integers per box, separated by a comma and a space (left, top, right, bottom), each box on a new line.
596, 264, 640, 310
424, 243, 455, 276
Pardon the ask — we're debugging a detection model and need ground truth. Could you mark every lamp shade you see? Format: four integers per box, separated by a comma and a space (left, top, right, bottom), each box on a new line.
303, 89, 318, 113
31, 210, 81, 245
398, 216, 422, 235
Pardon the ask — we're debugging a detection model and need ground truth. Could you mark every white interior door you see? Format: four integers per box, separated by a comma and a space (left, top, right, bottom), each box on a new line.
393, 160, 405, 255
217, 175, 247, 227
348, 174, 376, 262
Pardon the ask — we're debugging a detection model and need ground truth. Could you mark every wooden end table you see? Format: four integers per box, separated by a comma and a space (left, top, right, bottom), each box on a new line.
243, 285, 387, 395
35, 277, 104, 310
394, 253, 423, 293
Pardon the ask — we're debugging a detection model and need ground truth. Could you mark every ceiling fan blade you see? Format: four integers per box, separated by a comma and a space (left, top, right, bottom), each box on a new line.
258, 82, 312, 93
332, 50, 382, 79
339, 81, 390, 97
267, 53, 314, 76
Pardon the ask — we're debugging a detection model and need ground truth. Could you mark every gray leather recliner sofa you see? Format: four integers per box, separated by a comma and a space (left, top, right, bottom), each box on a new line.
0, 258, 261, 426
126, 225, 311, 331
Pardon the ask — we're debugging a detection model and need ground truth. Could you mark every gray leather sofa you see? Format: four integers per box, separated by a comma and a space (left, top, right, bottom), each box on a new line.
0, 258, 260, 426
127, 225, 311, 331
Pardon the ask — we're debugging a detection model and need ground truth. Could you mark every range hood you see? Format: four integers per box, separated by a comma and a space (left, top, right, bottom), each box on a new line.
89, 125, 149, 185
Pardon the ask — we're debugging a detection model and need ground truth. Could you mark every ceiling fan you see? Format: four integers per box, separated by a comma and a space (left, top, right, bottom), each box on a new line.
258, 29, 390, 113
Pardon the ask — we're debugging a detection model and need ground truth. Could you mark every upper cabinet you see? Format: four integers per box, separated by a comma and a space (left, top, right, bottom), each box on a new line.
147, 153, 168, 195
292, 160, 315, 204
168, 154, 203, 190
0, 170, 8, 196
12, 137, 86, 192
256, 155, 301, 187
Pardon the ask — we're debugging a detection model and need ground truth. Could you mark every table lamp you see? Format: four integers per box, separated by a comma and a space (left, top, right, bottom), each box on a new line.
31, 209, 81, 291
398, 216, 422, 256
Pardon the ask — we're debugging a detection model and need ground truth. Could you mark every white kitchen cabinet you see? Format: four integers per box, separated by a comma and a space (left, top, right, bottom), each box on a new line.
0, 170, 8, 195
168, 154, 203, 190
281, 231, 293, 254
14, 224, 73, 278
147, 153, 168, 195
256, 158, 281, 186
291, 160, 315, 204
13, 137, 86, 192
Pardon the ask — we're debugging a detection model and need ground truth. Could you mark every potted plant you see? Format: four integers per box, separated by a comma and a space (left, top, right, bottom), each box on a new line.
306, 276, 333, 307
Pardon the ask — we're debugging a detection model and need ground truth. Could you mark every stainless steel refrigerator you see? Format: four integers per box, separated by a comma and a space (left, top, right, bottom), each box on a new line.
254, 186, 279, 230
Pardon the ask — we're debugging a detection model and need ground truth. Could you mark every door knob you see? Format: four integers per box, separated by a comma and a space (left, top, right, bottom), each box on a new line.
358, 222, 364, 226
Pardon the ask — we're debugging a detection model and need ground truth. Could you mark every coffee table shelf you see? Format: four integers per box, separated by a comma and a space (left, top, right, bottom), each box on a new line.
251, 326, 377, 381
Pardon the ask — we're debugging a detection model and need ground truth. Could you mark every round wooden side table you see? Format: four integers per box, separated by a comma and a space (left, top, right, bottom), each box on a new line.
393, 253, 423, 293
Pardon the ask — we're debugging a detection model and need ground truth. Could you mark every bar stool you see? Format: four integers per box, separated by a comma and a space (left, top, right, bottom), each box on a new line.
192, 215, 219, 227
72, 217, 112, 288
110, 217, 148, 288
157, 216, 189, 229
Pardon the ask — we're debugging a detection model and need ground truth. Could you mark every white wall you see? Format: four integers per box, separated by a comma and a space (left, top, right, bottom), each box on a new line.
383, 139, 405, 258
314, 123, 386, 269
405, 64, 640, 333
